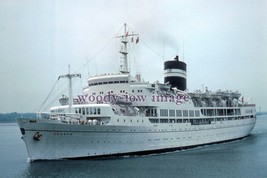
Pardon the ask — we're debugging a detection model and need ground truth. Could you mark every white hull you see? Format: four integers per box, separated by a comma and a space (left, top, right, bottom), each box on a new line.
17, 117, 256, 160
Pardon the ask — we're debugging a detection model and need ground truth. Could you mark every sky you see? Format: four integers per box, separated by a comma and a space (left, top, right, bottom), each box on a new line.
0, 0, 266, 113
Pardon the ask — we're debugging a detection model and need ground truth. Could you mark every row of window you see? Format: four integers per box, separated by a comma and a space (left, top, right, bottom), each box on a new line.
245, 109, 255, 114
96, 89, 143, 95
160, 109, 201, 117
117, 119, 144, 123
146, 109, 157, 117
51, 109, 64, 113
119, 89, 143, 93
89, 80, 128, 86
149, 115, 254, 124
159, 109, 244, 118
201, 109, 241, 116
150, 118, 202, 124
75, 107, 101, 115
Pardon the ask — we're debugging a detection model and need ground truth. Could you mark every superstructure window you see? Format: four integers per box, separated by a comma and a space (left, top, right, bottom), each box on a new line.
160, 109, 168, 117
227, 109, 234, 115
235, 109, 241, 115
170, 119, 176, 123
146, 109, 157, 117
189, 110, 194, 117
183, 110, 188, 117
217, 109, 224, 116
93, 108, 96, 114
160, 119, 168, 123
177, 119, 182, 123
169, 110, 175, 117
88, 107, 101, 115
176, 110, 182, 117
207, 109, 214, 116
89, 80, 128, 86
195, 110, 200, 117
149, 118, 159, 123
183, 119, 189, 123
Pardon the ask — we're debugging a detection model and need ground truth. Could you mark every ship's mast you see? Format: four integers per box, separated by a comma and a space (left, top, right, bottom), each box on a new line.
116, 23, 138, 74
58, 65, 81, 113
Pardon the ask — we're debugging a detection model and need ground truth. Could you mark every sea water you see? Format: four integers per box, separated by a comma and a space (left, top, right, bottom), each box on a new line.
0, 115, 267, 178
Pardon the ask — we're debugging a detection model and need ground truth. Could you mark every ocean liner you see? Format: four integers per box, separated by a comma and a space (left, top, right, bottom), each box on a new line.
17, 24, 256, 160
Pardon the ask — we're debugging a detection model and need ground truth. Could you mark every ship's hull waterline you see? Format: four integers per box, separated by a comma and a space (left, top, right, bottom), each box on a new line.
17, 117, 256, 160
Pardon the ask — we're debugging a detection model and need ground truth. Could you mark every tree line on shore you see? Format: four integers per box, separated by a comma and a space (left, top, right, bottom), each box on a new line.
0, 112, 36, 123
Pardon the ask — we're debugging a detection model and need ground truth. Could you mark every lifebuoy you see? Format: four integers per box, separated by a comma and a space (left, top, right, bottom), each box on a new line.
33, 132, 42, 141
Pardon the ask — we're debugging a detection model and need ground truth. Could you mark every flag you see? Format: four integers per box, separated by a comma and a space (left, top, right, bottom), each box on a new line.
136, 37, 139, 44
125, 31, 129, 37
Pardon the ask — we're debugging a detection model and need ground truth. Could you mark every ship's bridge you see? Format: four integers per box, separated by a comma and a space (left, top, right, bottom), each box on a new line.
87, 73, 130, 87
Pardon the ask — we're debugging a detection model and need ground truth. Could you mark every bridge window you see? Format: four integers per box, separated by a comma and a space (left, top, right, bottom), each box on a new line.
87, 107, 101, 115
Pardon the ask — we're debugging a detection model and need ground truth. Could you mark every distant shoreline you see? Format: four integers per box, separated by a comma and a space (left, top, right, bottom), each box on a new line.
257, 112, 267, 116
0, 112, 36, 123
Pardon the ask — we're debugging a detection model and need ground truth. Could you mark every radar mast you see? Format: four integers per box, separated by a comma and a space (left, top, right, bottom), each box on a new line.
116, 23, 139, 74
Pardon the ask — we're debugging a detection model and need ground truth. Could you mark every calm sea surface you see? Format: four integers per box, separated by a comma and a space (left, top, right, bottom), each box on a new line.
1, 115, 267, 178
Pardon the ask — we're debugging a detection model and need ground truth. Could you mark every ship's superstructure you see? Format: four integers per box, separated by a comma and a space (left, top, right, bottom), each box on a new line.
17, 24, 256, 160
